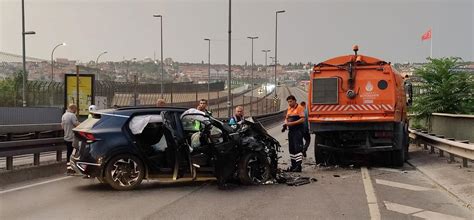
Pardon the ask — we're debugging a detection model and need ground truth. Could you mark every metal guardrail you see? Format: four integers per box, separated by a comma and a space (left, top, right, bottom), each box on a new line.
409, 128, 474, 167
0, 111, 285, 171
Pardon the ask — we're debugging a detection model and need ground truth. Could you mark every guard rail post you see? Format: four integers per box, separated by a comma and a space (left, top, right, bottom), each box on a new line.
459, 140, 470, 167
56, 150, 62, 162
34, 153, 40, 165
6, 156, 13, 170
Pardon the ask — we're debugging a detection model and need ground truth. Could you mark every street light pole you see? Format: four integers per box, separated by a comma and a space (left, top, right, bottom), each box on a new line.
274, 10, 285, 98
153, 14, 164, 99
95, 51, 107, 81
247, 36, 258, 116
261, 49, 270, 96
21, 0, 35, 107
227, 0, 232, 117
204, 38, 211, 102
51, 43, 66, 82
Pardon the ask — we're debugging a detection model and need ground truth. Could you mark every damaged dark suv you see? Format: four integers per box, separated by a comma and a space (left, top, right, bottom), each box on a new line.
71, 107, 280, 190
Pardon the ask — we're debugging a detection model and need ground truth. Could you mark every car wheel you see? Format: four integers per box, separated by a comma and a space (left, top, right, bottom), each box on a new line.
238, 152, 271, 185
105, 154, 145, 190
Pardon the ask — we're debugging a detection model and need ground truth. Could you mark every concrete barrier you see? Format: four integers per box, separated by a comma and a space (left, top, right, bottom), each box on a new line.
430, 113, 474, 143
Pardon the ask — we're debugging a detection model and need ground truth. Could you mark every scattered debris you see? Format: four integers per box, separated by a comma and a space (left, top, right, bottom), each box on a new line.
275, 171, 317, 187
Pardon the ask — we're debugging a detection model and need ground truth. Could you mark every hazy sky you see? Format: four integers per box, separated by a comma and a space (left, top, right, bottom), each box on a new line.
1, 0, 472, 65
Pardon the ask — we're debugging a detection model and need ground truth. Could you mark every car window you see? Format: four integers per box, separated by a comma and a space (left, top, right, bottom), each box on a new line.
129, 114, 162, 134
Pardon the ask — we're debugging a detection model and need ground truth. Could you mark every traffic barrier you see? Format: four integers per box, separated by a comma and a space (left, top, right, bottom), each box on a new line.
409, 129, 474, 167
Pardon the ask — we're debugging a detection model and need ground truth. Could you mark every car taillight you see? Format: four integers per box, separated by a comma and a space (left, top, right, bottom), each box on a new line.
79, 131, 96, 142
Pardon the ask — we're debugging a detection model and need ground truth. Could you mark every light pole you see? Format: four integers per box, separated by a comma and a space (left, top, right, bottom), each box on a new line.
96, 51, 107, 81
51, 43, 66, 82
22, 0, 35, 107
153, 14, 164, 99
274, 10, 285, 98
247, 36, 258, 116
204, 38, 211, 102
227, 0, 232, 117
262, 49, 270, 96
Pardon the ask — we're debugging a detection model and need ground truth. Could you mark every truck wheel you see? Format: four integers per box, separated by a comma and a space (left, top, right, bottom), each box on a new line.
314, 134, 325, 165
238, 152, 271, 185
105, 154, 145, 190
392, 149, 405, 167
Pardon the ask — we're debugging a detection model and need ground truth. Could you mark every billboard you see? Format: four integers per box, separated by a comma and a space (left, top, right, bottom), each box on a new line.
64, 74, 95, 116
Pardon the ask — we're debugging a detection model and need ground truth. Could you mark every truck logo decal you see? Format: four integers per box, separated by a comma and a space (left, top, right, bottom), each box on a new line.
312, 104, 393, 112
366, 81, 374, 92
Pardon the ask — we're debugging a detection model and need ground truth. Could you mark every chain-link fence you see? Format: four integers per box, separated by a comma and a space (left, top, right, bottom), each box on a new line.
0, 59, 280, 115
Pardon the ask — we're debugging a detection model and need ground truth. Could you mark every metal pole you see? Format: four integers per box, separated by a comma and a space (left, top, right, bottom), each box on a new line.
153, 14, 164, 98
204, 39, 211, 103
51, 43, 65, 82
96, 51, 107, 81
160, 16, 164, 99
262, 50, 270, 96
22, 0, 26, 107
227, 0, 232, 117
247, 36, 258, 116
274, 10, 285, 98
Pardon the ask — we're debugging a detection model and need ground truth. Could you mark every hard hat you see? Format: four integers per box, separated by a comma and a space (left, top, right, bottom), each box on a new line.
88, 105, 97, 112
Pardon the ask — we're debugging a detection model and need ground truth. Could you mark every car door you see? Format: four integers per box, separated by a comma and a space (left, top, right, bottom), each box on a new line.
161, 111, 194, 180
209, 120, 240, 184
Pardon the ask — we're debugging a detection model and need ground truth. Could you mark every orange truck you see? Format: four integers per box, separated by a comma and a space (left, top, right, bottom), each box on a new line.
308, 46, 412, 166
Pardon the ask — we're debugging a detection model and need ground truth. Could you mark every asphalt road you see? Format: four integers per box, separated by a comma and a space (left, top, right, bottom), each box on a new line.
1, 122, 472, 220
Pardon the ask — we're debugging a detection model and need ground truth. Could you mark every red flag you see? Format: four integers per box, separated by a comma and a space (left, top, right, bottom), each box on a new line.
421, 29, 432, 41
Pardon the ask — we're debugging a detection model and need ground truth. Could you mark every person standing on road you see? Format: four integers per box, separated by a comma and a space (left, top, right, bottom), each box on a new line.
300, 101, 311, 157
88, 105, 97, 119
197, 99, 212, 116
61, 104, 80, 174
229, 105, 244, 128
283, 95, 305, 172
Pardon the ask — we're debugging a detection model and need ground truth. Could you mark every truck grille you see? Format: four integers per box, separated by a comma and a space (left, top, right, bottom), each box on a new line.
312, 78, 338, 104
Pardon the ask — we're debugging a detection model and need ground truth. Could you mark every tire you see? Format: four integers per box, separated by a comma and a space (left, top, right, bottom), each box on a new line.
314, 134, 325, 165
105, 154, 145, 190
392, 123, 406, 167
238, 152, 271, 185
391, 149, 405, 167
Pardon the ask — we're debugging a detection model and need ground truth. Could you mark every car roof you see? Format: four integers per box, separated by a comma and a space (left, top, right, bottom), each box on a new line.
93, 106, 188, 117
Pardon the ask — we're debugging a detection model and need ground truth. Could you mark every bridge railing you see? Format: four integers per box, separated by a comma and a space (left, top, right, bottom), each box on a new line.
0, 111, 285, 171
409, 129, 474, 167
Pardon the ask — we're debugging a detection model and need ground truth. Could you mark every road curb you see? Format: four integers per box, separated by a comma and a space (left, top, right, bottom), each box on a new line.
406, 160, 473, 210
0, 162, 66, 186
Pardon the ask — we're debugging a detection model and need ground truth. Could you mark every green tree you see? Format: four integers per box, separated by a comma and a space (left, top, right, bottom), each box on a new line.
0, 70, 23, 107
412, 57, 474, 121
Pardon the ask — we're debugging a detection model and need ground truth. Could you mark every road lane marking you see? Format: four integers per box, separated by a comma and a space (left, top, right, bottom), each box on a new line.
375, 167, 409, 173
0, 176, 73, 194
361, 167, 381, 220
375, 179, 432, 191
413, 210, 465, 220
384, 201, 465, 220
383, 201, 422, 214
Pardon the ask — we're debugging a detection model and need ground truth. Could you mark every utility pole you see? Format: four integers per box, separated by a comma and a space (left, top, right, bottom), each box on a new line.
274, 10, 285, 99
227, 0, 232, 117
247, 36, 258, 116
